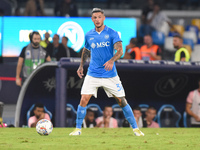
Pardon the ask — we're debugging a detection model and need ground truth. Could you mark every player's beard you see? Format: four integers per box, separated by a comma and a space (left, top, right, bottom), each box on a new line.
174, 45, 179, 49
96, 23, 103, 29
32, 42, 39, 47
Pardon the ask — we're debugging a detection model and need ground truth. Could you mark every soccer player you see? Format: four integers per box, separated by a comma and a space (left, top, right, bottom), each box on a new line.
69, 8, 144, 136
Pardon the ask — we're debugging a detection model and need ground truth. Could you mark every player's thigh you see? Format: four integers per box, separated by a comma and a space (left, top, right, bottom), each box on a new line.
81, 75, 100, 98
102, 76, 125, 97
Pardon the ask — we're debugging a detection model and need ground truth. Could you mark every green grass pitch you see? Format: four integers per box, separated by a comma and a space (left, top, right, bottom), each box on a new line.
0, 128, 200, 150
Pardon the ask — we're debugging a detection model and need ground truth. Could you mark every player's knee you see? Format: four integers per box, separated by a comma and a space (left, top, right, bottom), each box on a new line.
118, 97, 128, 108
80, 96, 90, 107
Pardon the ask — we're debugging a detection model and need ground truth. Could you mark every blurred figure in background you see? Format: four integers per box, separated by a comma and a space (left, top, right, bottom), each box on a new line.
14, 7, 22, 16
82, 109, 96, 128
16, 31, 51, 86
46, 34, 67, 61
141, 0, 154, 24
143, 107, 159, 128
146, 3, 172, 33
140, 35, 162, 61
55, 0, 78, 17
123, 106, 143, 128
186, 78, 200, 127
62, 36, 77, 57
28, 103, 51, 127
173, 34, 190, 62
96, 106, 118, 128
123, 38, 141, 60
24, 0, 45, 16
0, 0, 11, 16
40, 32, 51, 48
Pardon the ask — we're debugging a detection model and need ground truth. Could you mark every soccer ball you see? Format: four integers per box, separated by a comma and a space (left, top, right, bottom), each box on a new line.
36, 119, 53, 135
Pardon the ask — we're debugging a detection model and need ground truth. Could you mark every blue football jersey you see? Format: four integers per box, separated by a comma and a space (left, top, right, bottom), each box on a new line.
84, 25, 122, 78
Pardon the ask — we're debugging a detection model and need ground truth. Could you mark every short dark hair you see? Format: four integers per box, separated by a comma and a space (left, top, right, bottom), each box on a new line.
87, 108, 94, 113
130, 38, 137, 45
133, 106, 141, 111
154, 2, 161, 7
54, 34, 59, 39
62, 36, 68, 41
29, 31, 40, 42
33, 103, 44, 110
104, 105, 112, 111
173, 33, 182, 39
147, 106, 157, 111
92, 8, 104, 14
144, 34, 152, 37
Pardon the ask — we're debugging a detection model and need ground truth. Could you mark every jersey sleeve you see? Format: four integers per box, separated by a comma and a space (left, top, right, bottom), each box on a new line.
112, 30, 122, 44
19, 46, 27, 58
84, 34, 91, 51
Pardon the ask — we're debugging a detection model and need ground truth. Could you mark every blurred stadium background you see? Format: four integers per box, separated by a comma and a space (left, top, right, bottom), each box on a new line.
0, 0, 200, 128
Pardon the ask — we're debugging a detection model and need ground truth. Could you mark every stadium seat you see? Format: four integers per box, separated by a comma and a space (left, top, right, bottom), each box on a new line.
66, 104, 77, 127
164, 37, 176, 52
27, 104, 52, 126
185, 25, 199, 37
152, 31, 165, 45
191, 19, 200, 30
112, 104, 125, 127
198, 38, 200, 44
183, 31, 197, 44
168, 31, 179, 37
157, 104, 181, 127
171, 25, 185, 36
183, 44, 192, 55
87, 104, 103, 119
183, 111, 191, 127
183, 38, 194, 50
191, 44, 200, 61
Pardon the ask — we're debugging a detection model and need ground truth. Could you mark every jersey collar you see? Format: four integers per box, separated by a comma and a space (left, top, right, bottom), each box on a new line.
93, 25, 108, 33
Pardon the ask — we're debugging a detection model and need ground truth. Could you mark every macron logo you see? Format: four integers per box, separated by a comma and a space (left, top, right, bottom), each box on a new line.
97, 41, 110, 48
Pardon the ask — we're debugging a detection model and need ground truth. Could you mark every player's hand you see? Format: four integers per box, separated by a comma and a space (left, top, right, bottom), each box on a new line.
194, 116, 200, 122
126, 44, 131, 51
16, 77, 21, 87
39, 113, 45, 120
103, 60, 114, 71
77, 66, 84, 78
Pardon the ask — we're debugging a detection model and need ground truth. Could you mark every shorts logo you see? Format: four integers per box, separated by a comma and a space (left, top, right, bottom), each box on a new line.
57, 21, 84, 52
91, 43, 96, 49
104, 34, 109, 39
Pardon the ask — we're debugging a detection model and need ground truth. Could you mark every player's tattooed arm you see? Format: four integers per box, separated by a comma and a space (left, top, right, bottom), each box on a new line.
111, 41, 123, 62
103, 41, 123, 71
77, 48, 90, 78
80, 48, 90, 67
